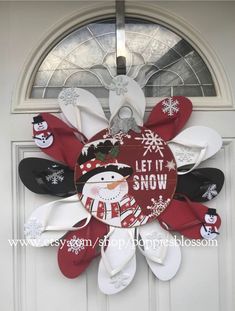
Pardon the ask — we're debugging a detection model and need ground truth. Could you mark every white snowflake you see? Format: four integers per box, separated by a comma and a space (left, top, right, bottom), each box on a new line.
162, 98, 179, 116
165, 160, 176, 171
45, 169, 64, 185
24, 218, 43, 239
202, 184, 218, 200
67, 236, 85, 255
103, 128, 131, 145
110, 272, 130, 289
109, 76, 128, 95
175, 146, 194, 163
147, 196, 171, 217
135, 129, 165, 157
58, 88, 79, 106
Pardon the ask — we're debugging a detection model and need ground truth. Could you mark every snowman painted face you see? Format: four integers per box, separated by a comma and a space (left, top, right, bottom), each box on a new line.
34, 133, 53, 148
33, 121, 48, 132
205, 214, 217, 224
82, 171, 128, 203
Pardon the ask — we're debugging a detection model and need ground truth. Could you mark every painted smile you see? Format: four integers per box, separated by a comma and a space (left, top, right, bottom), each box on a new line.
98, 187, 122, 201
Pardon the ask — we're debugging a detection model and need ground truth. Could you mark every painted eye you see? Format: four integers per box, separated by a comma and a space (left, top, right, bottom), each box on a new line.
111, 176, 115, 179
101, 177, 104, 181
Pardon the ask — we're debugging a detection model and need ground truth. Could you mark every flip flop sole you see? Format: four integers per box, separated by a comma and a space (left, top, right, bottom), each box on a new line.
19, 157, 76, 197
168, 126, 222, 169
158, 198, 221, 239
24, 195, 89, 247
176, 168, 225, 202
139, 222, 181, 281
145, 96, 192, 141
98, 228, 136, 295
59, 88, 108, 139
109, 76, 146, 126
33, 113, 83, 169
58, 218, 108, 279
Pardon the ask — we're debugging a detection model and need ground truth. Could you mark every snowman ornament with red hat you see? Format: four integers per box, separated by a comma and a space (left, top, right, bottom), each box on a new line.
76, 139, 150, 228
32, 115, 54, 148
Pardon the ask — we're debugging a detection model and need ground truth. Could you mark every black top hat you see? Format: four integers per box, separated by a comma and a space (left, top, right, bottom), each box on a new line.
76, 139, 133, 193
32, 115, 45, 124
207, 208, 217, 216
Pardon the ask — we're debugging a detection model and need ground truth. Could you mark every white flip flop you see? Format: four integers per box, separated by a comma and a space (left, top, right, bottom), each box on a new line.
24, 195, 91, 247
98, 227, 136, 295
167, 126, 222, 175
58, 88, 108, 139
138, 222, 181, 281
109, 75, 146, 126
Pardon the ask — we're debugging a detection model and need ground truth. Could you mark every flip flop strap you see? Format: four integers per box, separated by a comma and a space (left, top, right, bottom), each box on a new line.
71, 101, 107, 132
167, 139, 208, 175
75, 103, 108, 122
43, 215, 91, 232
101, 228, 135, 277
137, 229, 171, 265
161, 219, 202, 232
41, 196, 91, 232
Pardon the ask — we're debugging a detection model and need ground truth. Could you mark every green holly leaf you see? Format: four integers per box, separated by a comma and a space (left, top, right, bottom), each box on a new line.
95, 152, 106, 161
109, 145, 119, 158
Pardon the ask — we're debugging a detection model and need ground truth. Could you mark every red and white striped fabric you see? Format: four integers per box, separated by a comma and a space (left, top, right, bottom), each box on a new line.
80, 194, 149, 228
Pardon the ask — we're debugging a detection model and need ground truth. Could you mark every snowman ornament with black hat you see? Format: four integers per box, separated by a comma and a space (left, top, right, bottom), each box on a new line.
32, 115, 54, 148
200, 208, 220, 240
76, 139, 150, 228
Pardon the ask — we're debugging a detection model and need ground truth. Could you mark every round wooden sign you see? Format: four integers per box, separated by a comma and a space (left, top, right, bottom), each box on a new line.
75, 127, 177, 228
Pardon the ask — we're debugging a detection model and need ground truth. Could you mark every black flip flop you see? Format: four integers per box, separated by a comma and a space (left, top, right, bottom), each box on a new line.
175, 168, 224, 202
19, 158, 76, 197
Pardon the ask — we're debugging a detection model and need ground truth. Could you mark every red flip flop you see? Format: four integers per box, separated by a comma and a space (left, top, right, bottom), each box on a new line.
144, 96, 193, 141
57, 217, 109, 279
32, 113, 86, 169
157, 195, 221, 240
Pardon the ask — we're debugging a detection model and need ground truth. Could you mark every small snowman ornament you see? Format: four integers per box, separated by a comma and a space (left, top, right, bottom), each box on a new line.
32, 115, 53, 149
200, 208, 219, 240
76, 139, 150, 228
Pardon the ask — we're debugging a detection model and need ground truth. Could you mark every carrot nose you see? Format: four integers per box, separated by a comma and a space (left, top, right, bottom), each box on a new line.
106, 176, 129, 190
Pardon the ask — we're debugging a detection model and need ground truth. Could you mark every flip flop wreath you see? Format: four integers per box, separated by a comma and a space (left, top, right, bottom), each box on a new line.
19, 75, 225, 295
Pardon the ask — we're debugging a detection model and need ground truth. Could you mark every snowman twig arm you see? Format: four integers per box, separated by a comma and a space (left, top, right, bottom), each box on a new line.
32, 136, 42, 141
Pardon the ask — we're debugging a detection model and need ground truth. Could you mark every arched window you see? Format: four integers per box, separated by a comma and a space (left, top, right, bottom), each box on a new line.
31, 18, 216, 100
13, 4, 231, 112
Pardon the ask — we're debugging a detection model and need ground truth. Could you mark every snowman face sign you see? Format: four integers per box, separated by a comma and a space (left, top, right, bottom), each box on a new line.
75, 128, 177, 228
33, 121, 48, 132
82, 171, 129, 203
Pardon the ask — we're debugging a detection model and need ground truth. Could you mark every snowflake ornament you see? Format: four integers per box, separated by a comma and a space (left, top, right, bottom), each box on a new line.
162, 98, 179, 116
135, 129, 166, 157
103, 128, 131, 145
147, 196, 171, 217
202, 184, 218, 200
24, 218, 44, 239
58, 88, 79, 106
109, 76, 129, 95
67, 236, 85, 255
46, 169, 64, 185
175, 146, 195, 163
110, 272, 130, 289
